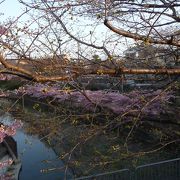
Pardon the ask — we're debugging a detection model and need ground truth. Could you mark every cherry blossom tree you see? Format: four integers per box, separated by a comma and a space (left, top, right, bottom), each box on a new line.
0, 0, 179, 82
0, 1, 179, 175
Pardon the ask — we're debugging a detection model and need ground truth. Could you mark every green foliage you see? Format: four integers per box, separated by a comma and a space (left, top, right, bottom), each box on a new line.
92, 54, 101, 62
33, 103, 41, 112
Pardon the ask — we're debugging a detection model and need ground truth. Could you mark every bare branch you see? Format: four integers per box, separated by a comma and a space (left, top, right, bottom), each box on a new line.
104, 19, 180, 47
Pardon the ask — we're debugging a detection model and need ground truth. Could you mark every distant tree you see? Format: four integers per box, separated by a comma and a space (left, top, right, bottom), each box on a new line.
124, 43, 179, 68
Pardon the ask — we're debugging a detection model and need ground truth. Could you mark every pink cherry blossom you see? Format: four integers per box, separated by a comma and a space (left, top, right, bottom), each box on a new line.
0, 120, 23, 143
0, 26, 7, 35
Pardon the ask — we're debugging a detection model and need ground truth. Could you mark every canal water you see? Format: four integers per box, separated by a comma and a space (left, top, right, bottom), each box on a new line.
0, 113, 72, 180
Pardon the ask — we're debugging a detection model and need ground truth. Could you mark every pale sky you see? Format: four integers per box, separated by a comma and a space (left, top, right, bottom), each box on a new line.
0, 0, 131, 58
0, 0, 24, 22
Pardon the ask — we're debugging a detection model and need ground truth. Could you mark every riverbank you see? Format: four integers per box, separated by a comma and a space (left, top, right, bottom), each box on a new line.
0, 106, 73, 180
0, 80, 180, 178
1, 95, 179, 178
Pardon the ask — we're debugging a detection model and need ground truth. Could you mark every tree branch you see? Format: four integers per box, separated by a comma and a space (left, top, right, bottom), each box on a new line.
0, 54, 180, 83
104, 19, 180, 47
45, 3, 111, 57
0, 55, 75, 82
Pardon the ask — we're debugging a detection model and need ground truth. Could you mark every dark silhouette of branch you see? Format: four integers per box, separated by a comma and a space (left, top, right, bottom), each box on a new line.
0, 54, 180, 83
104, 19, 180, 47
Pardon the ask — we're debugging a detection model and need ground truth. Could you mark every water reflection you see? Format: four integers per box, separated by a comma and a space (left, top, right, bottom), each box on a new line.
1, 113, 72, 180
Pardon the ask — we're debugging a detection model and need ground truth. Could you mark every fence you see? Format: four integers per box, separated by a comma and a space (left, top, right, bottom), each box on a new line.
75, 157, 180, 180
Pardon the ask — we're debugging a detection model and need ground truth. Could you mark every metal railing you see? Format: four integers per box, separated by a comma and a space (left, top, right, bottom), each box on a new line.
74, 157, 180, 180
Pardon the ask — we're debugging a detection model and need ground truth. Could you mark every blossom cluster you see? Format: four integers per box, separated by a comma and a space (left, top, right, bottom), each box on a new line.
0, 74, 13, 81
16, 83, 173, 118
0, 159, 13, 169
0, 25, 7, 35
0, 120, 23, 143
0, 159, 13, 180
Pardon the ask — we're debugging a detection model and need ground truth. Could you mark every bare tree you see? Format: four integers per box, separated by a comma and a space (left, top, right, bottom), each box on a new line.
0, 0, 179, 82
